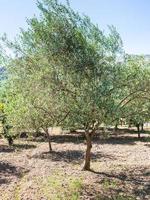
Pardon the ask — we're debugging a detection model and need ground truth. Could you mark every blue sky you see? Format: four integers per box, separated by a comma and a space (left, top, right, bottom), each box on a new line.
0, 0, 150, 54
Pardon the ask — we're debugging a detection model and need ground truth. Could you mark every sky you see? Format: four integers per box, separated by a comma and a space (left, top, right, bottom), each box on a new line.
0, 0, 150, 55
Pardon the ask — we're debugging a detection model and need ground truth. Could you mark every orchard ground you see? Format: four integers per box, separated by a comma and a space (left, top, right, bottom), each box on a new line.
0, 128, 150, 200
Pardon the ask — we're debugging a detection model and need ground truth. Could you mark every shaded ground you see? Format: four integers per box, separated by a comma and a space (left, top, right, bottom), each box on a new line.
0, 131, 150, 200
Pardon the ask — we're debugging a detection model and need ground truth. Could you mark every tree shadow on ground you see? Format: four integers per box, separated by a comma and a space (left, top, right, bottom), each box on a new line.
0, 161, 29, 185
108, 127, 150, 134
51, 133, 150, 146
0, 143, 37, 153
122, 128, 150, 135
92, 167, 150, 199
108, 127, 137, 134
94, 136, 150, 145
13, 143, 37, 150
0, 145, 15, 153
31, 150, 116, 164
29, 136, 46, 143
29, 133, 85, 144
51, 134, 85, 144
54, 133, 144, 145
145, 144, 150, 147
29, 132, 150, 146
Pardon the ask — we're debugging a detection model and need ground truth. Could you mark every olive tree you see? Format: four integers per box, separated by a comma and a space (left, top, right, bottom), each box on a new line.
2, 0, 124, 169
111, 55, 150, 137
3, 55, 71, 151
33, 0, 124, 170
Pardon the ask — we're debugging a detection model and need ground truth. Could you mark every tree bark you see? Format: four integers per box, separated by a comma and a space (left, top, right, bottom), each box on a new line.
114, 123, 118, 132
8, 136, 13, 146
83, 132, 92, 171
128, 119, 132, 128
45, 128, 52, 152
141, 123, 144, 132
136, 124, 140, 139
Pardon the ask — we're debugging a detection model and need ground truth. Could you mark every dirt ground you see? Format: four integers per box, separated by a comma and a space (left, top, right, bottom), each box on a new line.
0, 131, 150, 200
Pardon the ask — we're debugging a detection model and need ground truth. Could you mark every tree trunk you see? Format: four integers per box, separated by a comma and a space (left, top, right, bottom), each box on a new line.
136, 124, 140, 139
120, 119, 123, 126
83, 132, 92, 171
8, 136, 13, 146
141, 123, 144, 132
138, 131, 141, 139
45, 128, 52, 152
128, 119, 132, 128
114, 123, 118, 131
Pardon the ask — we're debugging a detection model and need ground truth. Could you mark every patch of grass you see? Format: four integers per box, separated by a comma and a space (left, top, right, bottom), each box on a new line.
102, 178, 118, 189
69, 178, 83, 200
3, 169, 82, 200
99, 178, 136, 200
36, 171, 83, 200
13, 184, 21, 200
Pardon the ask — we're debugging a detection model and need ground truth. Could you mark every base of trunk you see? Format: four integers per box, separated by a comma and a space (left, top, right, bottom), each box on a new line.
83, 132, 92, 171
8, 137, 13, 146
48, 147, 53, 153
82, 166, 91, 171
138, 133, 141, 139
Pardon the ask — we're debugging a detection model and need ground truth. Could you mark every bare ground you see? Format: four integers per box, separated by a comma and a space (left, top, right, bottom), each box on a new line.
0, 132, 150, 200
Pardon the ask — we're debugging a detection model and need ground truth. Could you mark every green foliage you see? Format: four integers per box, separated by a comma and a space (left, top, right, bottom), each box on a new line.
112, 55, 150, 127
1, 0, 124, 134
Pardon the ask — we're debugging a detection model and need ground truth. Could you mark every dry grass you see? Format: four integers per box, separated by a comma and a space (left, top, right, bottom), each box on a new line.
0, 131, 150, 200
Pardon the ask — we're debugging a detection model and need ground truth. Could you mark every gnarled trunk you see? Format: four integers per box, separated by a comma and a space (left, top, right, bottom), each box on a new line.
83, 132, 92, 171
45, 128, 52, 152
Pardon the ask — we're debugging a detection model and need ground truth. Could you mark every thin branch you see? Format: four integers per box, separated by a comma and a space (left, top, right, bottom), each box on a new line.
57, 110, 70, 124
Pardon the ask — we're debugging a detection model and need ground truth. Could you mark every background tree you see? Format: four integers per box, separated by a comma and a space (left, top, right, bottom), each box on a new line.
111, 55, 150, 137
